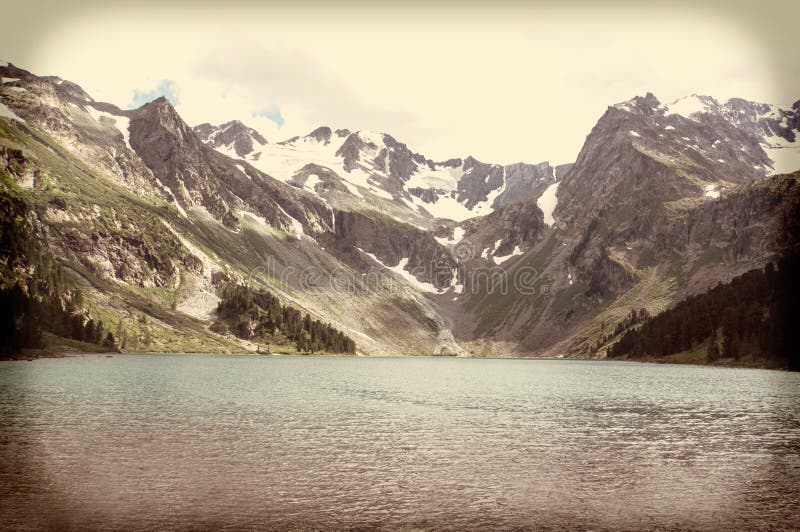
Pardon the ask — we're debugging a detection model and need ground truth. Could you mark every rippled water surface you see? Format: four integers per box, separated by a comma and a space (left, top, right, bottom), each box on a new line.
1, 355, 799, 530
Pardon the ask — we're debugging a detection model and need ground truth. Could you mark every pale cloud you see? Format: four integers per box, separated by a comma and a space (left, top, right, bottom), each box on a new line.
254, 105, 285, 129
2, 1, 797, 165
128, 79, 180, 109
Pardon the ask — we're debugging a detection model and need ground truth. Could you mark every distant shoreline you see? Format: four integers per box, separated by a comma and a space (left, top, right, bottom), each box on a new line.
2, 350, 794, 371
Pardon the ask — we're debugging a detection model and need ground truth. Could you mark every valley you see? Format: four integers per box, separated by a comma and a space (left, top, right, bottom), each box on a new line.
1, 62, 798, 363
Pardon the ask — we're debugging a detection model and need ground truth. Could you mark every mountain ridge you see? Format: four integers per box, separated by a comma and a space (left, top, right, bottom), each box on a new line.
1, 61, 798, 359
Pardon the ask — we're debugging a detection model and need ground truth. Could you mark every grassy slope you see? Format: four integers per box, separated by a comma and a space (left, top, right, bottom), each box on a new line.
2, 117, 441, 355
1, 118, 248, 354
564, 266, 678, 358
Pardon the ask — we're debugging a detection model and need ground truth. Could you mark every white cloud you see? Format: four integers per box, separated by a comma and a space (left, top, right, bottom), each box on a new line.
2, 3, 795, 165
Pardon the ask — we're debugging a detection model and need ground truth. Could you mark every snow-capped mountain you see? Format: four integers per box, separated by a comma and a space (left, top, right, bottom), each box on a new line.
613, 93, 799, 177
660, 94, 800, 175
550, 91, 800, 310
194, 120, 267, 157
192, 122, 571, 223
2, 60, 799, 358
553, 92, 798, 233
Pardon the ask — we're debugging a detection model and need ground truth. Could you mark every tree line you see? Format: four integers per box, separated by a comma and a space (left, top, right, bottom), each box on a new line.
592, 307, 651, 353
607, 255, 800, 369
215, 282, 356, 354
0, 173, 117, 357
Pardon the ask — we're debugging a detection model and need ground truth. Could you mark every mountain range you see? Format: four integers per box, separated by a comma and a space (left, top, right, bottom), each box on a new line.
1, 61, 798, 357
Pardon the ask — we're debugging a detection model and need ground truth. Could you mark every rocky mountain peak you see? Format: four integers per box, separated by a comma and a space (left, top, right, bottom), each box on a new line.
189, 118, 572, 223
664, 94, 723, 118
355, 130, 387, 147
191, 119, 267, 157
137, 96, 193, 141
7, 61, 799, 358
612, 92, 662, 116
306, 126, 332, 144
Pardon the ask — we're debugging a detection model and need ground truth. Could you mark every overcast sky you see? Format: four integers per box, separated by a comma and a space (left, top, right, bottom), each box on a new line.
2, 0, 798, 165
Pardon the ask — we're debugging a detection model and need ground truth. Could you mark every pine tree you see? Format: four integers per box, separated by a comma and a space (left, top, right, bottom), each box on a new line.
707, 341, 720, 362
103, 332, 116, 351
95, 321, 105, 345
116, 319, 126, 350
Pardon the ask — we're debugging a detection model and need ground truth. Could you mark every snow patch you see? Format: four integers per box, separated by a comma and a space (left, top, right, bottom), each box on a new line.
629, 130, 641, 138
435, 226, 466, 246
704, 184, 720, 199
406, 160, 464, 190
762, 135, 800, 175
408, 192, 478, 222
537, 181, 560, 227
666, 95, 714, 119
85, 105, 132, 152
356, 247, 440, 293
1, 77, 19, 84
493, 245, 523, 265
304, 173, 321, 191
764, 145, 800, 175
0, 102, 23, 122
357, 130, 386, 146
235, 131, 348, 182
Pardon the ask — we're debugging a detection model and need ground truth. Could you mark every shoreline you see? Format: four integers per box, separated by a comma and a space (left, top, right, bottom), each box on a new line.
3, 350, 794, 372
599, 354, 794, 372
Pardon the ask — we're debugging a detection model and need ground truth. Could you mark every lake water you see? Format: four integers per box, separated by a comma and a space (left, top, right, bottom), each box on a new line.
1, 355, 799, 530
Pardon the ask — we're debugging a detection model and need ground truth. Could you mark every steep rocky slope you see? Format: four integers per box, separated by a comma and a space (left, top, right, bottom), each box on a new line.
1, 62, 799, 357
433, 93, 800, 356
193, 121, 570, 224
0, 63, 469, 355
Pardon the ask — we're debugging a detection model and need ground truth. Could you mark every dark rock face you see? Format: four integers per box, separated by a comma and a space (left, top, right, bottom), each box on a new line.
468, 193, 548, 257
130, 98, 331, 234
454, 156, 505, 209
290, 163, 351, 197
555, 92, 794, 249
9, 60, 800, 357
131, 98, 230, 219
555, 163, 573, 180
552, 91, 799, 298
306, 126, 332, 144
408, 187, 444, 203
713, 97, 797, 143
586, 248, 637, 297
187, 107, 574, 220
57, 80, 95, 102
492, 161, 554, 209
0, 64, 163, 196
192, 123, 216, 140
335, 133, 368, 172
382, 134, 427, 182
655, 172, 800, 261
192, 120, 267, 157
324, 210, 457, 289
